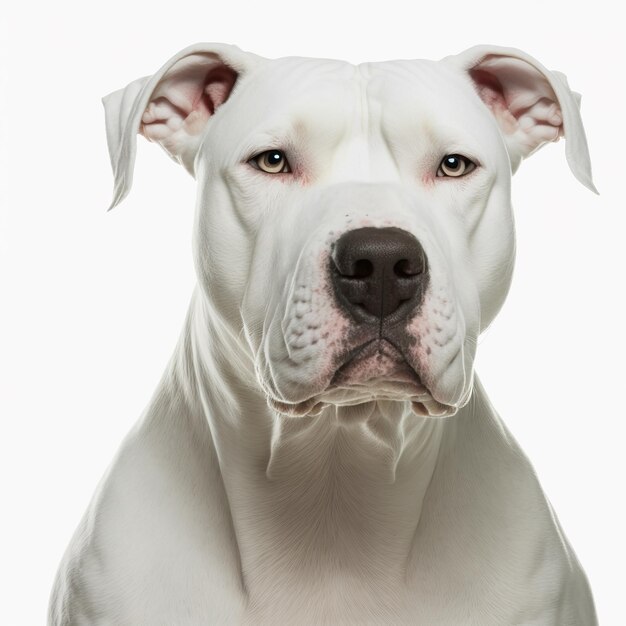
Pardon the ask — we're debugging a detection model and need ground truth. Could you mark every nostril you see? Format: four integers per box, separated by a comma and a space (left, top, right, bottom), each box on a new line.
352, 259, 374, 278
394, 256, 426, 278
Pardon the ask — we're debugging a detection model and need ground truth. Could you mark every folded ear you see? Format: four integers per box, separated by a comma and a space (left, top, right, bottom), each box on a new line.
442, 45, 597, 194
102, 43, 262, 210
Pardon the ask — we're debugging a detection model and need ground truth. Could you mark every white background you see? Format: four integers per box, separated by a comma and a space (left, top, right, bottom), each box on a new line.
1, 1, 624, 623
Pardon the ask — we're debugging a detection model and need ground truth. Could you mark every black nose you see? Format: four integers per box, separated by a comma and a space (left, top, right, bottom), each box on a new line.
330, 227, 429, 324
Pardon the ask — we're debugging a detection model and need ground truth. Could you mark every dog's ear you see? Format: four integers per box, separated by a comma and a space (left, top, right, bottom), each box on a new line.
102, 43, 263, 210
442, 45, 597, 194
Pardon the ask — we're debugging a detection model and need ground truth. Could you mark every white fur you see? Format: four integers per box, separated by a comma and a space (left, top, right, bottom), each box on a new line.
49, 44, 598, 625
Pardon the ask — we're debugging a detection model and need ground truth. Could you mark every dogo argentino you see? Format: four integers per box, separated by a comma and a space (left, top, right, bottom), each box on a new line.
49, 43, 598, 625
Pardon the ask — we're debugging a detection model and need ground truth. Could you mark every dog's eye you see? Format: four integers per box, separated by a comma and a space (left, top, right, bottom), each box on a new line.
436, 154, 476, 178
249, 150, 291, 174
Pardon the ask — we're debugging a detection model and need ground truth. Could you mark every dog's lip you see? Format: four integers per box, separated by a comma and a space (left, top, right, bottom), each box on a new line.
329, 337, 424, 387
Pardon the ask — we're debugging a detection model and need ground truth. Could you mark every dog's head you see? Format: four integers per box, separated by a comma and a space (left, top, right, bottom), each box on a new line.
103, 44, 596, 418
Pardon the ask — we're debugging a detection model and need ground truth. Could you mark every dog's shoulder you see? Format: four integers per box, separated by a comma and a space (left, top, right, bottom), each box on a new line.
48, 444, 130, 625
48, 416, 247, 624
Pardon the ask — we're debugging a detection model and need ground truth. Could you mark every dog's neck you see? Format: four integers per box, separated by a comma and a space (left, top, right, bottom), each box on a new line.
166, 287, 449, 599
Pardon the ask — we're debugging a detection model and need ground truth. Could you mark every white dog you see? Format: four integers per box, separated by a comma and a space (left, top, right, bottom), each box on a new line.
48, 43, 598, 625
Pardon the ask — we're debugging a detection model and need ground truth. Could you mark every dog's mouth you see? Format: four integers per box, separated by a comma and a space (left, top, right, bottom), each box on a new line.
330, 337, 423, 390
267, 338, 453, 418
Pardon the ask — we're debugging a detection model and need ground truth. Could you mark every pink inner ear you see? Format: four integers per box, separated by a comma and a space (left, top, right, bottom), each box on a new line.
140, 56, 239, 145
468, 58, 564, 154
203, 65, 238, 115
469, 68, 519, 134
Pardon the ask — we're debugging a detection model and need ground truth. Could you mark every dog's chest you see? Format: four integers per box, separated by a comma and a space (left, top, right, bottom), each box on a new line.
70, 414, 583, 626
240, 587, 418, 625
235, 575, 532, 625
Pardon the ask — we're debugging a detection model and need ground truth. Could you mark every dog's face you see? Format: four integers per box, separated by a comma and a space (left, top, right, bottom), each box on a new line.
103, 44, 596, 418
193, 57, 512, 418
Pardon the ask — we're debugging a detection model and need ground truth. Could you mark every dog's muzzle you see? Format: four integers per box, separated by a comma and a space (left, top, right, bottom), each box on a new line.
268, 226, 457, 418
325, 226, 432, 402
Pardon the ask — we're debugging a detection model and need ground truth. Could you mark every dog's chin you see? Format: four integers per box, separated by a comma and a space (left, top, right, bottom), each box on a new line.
266, 390, 456, 419
266, 339, 458, 418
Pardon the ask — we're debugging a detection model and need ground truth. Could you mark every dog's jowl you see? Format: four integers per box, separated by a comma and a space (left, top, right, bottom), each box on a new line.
49, 44, 598, 625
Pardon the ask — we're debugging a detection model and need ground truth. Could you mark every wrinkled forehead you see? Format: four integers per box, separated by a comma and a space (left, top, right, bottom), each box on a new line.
212, 55, 492, 151
215, 57, 357, 143
363, 59, 496, 156
244, 56, 357, 109
365, 59, 484, 125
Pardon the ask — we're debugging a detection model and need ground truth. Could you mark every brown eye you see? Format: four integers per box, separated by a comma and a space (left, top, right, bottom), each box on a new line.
250, 150, 291, 174
437, 154, 476, 178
